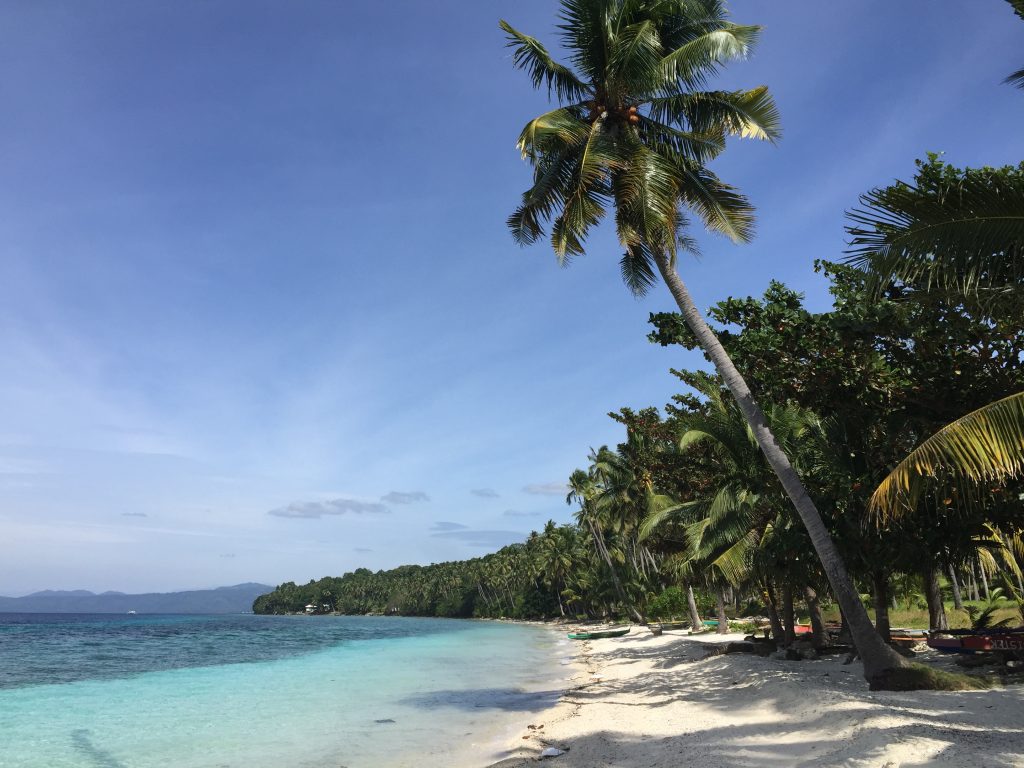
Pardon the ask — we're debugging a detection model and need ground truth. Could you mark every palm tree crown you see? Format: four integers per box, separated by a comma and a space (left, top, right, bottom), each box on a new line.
502, 0, 780, 294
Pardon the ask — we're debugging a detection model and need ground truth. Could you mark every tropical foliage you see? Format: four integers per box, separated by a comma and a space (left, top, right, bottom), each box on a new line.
845, 155, 1024, 303
870, 393, 1024, 520
258, 5, 1024, 693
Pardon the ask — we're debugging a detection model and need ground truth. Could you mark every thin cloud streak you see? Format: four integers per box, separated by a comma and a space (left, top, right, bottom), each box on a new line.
268, 498, 390, 519
430, 521, 469, 532
523, 482, 568, 496
503, 509, 541, 517
381, 491, 430, 504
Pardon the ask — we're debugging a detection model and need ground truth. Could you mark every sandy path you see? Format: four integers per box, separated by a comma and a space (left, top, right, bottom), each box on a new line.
485, 629, 1024, 768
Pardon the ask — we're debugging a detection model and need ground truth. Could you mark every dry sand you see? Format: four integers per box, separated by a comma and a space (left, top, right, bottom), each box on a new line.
485, 629, 1024, 768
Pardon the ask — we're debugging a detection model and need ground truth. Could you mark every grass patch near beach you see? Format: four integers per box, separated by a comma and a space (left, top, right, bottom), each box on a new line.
872, 663, 995, 691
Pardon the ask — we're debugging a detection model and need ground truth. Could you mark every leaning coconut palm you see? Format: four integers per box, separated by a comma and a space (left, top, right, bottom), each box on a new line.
503, 0, 908, 686
869, 392, 1024, 520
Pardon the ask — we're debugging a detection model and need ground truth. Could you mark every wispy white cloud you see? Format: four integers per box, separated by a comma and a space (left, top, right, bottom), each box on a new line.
471, 488, 499, 498
381, 490, 429, 504
430, 521, 468, 532
268, 498, 389, 519
121, 512, 148, 518
523, 482, 568, 496
503, 509, 541, 517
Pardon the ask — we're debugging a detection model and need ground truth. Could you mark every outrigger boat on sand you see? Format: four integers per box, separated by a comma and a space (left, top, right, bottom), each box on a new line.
567, 627, 630, 640
926, 627, 1024, 654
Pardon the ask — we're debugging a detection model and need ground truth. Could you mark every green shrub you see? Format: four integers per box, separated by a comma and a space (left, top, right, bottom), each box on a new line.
647, 587, 689, 620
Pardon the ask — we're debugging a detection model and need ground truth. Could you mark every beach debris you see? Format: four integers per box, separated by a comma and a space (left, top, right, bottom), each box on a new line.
540, 747, 565, 758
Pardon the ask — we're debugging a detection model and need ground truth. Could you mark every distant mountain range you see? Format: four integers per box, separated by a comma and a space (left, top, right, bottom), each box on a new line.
0, 583, 274, 614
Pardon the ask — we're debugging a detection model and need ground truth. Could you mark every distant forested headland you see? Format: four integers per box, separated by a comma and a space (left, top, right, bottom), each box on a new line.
252, 543, 575, 619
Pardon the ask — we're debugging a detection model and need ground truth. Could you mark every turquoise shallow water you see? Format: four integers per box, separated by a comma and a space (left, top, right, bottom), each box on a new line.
0, 614, 570, 768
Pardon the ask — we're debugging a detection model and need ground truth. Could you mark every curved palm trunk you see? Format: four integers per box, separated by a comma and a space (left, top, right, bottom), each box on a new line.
764, 581, 785, 646
978, 557, 991, 601
585, 516, 644, 624
686, 583, 703, 631
872, 570, 892, 642
654, 254, 908, 686
923, 568, 949, 630
782, 585, 796, 646
715, 585, 729, 634
947, 565, 964, 611
805, 586, 827, 648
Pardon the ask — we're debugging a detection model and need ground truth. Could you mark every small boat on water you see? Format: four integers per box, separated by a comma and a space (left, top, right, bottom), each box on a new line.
567, 627, 630, 640
927, 627, 1024, 654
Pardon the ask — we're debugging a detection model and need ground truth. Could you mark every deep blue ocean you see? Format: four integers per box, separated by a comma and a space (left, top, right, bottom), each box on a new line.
0, 614, 569, 768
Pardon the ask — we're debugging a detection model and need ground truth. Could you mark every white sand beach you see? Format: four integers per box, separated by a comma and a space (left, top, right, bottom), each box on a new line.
488, 629, 1024, 768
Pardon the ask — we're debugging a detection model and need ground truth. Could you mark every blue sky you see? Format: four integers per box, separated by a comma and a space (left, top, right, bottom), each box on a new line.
0, 1, 1020, 595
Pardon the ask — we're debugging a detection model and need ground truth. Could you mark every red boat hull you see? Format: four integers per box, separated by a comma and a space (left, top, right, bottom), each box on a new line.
929, 630, 1024, 654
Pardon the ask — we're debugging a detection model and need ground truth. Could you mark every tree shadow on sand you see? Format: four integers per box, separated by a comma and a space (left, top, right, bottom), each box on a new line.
483, 649, 1024, 767
484, 724, 1024, 768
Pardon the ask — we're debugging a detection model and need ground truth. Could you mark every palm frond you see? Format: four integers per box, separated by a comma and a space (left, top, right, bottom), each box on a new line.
620, 243, 659, 296
845, 159, 1024, 296
637, 117, 726, 164
608, 19, 663, 96
501, 20, 592, 103
869, 392, 1024, 521
659, 24, 760, 86
558, 0, 615, 82
1006, 67, 1024, 89
706, 528, 758, 585
508, 148, 577, 246
650, 87, 781, 142
639, 496, 709, 540
514, 107, 590, 161
551, 121, 621, 262
972, 587, 1016, 630
611, 142, 683, 293
674, 161, 755, 242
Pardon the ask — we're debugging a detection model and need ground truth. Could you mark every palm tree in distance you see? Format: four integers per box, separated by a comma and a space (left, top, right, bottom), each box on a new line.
502, 0, 909, 687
